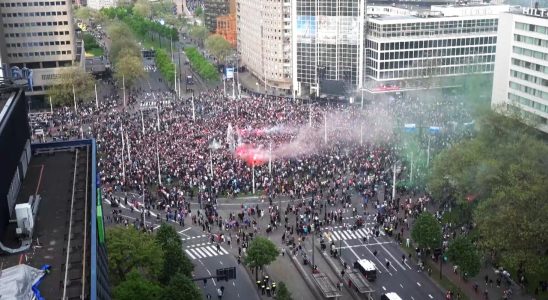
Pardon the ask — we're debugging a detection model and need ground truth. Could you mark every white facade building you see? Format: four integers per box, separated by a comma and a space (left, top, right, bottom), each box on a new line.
491, 7, 548, 133
237, 0, 292, 92
87, 0, 115, 10
364, 4, 510, 94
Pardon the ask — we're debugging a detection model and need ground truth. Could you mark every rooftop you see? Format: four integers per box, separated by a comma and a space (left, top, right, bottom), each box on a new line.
0, 146, 92, 300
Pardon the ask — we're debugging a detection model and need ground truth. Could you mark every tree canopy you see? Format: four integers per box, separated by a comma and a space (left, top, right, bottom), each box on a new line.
184, 47, 218, 81
113, 270, 163, 300
411, 212, 441, 250
244, 237, 279, 280
106, 227, 164, 285
155, 224, 194, 283
446, 236, 481, 277
47, 66, 95, 107
205, 34, 233, 63
427, 111, 548, 285
161, 273, 202, 300
275, 281, 293, 300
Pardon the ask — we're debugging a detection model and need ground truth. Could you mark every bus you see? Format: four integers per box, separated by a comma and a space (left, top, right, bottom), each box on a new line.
381, 292, 403, 300
354, 259, 377, 281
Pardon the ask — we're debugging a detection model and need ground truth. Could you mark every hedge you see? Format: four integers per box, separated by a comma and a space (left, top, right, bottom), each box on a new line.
155, 48, 175, 84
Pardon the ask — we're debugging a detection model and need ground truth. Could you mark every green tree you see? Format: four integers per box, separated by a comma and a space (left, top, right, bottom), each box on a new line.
244, 237, 279, 281
162, 273, 202, 300
106, 227, 164, 285
195, 6, 203, 17
411, 212, 441, 250
114, 52, 145, 88
74, 7, 97, 22
47, 66, 95, 106
275, 281, 293, 300
113, 270, 163, 300
205, 34, 233, 63
189, 25, 208, 46
155, 224, 194, 284
133, 0, 152, 18
446, 237, 481, 277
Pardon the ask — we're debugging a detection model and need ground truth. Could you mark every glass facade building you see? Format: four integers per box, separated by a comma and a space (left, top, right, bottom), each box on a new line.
292, 0, 366, 96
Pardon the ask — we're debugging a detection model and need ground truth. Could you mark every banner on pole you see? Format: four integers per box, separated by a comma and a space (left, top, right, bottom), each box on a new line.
226, 67, 234, 79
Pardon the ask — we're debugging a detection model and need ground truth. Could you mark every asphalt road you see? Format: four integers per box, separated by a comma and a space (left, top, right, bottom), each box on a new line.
331, 218, 445, 300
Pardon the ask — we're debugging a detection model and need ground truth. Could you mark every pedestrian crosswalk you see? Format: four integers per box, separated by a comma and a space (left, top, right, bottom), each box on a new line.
140, 100, 171, 107
323, 227, 384, 242
184, 244, 230, 260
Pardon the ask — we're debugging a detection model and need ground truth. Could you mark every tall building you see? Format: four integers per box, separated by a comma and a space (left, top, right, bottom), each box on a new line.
216, 0, 236, 46
237, 0, 292, 92
0, 0, 82, 97
205, 0, 230, 32
363, 4, 509, 95
86, 0, 115, 10
292, 0, 366, 97
491, 6, 548, 133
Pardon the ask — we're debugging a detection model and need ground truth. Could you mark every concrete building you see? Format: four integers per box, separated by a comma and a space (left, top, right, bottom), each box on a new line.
491, 6, 548, 133
205, 0, 230, 32
363, 4, 509, 95
0, 0, 83, 97
86, 0, 115, 10
237, 0, 292, 92
216, 0, 236, 46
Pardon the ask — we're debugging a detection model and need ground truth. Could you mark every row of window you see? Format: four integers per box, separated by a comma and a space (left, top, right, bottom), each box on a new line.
377, 55, 495, 70
509, 81, 548, 100
507, 104, 548, 125
3, 21, 69, 28
514, 34, 548, 48
4, 31, 71, 38
378, 36, 497, 51
375, 63, 494, 79
5, 40, 71, 48
512, 58, 548, 75
511, 69, 548, 87
508, 93, 548, 114
374, 46, 496, 60
1, 11, 67, 17
6, 50, 72, 58
513, 46, 548, 61
515, 22, 548, 36
0, 1, 66, 7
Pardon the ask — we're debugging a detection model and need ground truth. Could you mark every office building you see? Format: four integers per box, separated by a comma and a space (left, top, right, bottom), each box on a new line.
491, 6, 548, 133
216, 0, 236, 47
363, 4, 509, 94
0, 85, 110, 300
86, 0, 115, 10
292, 0, 366, 97
237, 0, 292, 92
0, 0, 82, 97
205, 0, 230, 32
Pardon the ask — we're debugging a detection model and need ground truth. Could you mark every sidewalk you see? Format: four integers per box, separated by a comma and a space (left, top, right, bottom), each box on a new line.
395, 208, 535, 300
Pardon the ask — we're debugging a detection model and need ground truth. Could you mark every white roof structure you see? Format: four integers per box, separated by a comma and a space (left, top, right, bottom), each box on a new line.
0, 264, 46, 299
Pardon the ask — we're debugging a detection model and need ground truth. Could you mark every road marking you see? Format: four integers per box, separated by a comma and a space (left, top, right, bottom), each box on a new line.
332, 231, 341, 241
374, 237, 407, 271
220, 247, 229, 255
185, 249, 196, 259
428, 294, 433, 299
219, 260, 223, 265
233, 282, 235, 286
194, 248, 207, 258
179, 228, 191, 233
359, 239, 391, 276
417, 282, 421, 287
347, 230, 357, 239
400, 284, 404, 288
411, 297, 415, 300
382, 286, 386, 291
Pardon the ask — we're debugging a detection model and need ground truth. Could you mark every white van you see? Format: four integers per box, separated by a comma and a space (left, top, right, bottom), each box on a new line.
354, 259, 377, 281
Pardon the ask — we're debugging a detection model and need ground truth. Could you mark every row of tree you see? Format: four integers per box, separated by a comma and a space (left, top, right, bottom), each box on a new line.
107, 22, 145, 88
107, 224, 201, 300
184, 47, 219, 81
419, 112, 548, 287
100, 6, 178, 42
154, 48, 175, 84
